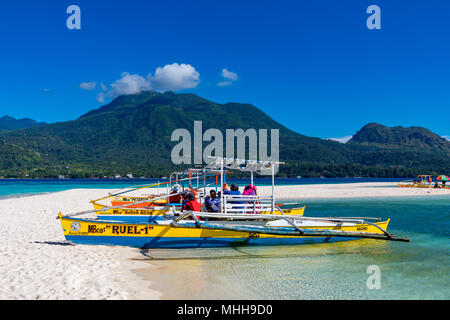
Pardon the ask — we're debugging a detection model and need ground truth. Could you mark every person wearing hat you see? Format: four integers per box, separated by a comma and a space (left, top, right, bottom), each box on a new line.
169, 185, 182, 204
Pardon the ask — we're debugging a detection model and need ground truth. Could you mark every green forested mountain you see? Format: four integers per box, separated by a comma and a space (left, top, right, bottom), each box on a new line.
348, 123, 450, 151
0, 91, 448, 178
0, 116, 46, 131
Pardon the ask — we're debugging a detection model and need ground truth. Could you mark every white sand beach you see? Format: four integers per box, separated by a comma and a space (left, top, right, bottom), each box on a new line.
0, 189, 160, 300
0, 182, 449, 299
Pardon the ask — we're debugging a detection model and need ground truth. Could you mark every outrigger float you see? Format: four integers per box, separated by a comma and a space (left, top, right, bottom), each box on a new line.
58, 157, 409, 248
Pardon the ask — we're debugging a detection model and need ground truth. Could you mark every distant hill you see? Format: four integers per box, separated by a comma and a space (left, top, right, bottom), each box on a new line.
0, 91, 448, 178
348, 123, 450, 152
0, 116, 46, 131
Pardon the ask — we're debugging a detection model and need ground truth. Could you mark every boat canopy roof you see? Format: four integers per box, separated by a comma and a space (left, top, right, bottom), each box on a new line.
206, 156, 284, 174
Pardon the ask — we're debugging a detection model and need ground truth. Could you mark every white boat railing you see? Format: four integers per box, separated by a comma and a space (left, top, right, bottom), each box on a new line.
222, 194, 276, 214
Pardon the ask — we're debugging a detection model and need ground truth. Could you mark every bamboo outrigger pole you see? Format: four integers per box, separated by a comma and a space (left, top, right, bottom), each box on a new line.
170, 211, 410, 242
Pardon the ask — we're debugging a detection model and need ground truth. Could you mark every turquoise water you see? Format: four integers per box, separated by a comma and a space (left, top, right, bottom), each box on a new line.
0, 178, 405, 198
141, 196, 449, 299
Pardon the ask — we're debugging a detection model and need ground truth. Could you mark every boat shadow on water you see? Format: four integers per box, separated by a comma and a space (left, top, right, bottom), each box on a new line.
137, 238, 391, 262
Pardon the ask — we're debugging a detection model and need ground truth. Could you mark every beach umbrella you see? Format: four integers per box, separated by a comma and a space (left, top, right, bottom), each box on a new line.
436, 175, 448, 181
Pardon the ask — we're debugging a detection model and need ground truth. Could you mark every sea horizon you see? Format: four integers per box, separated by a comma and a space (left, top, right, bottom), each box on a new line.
0, 177, 408, 198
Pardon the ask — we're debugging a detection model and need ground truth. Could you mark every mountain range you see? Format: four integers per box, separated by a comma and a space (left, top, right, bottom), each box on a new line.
0, 91, 448, 178
0, 116, 46, 131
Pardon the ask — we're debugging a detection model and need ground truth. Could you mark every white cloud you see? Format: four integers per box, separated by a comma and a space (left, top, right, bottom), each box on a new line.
217, 81, 233, 87
217, 68, 238, 87
110, 72, 152, 96
443, 136, 450, 141
327, 135, 353, 143
96, 92, 106, 103
92, 63, 200, 103
221, 68, 238, 81
80, 81, 97, 90
150, 63, 200, 91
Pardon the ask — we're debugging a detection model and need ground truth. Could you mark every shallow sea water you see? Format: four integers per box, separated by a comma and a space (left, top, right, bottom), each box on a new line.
138, 196, 449, 299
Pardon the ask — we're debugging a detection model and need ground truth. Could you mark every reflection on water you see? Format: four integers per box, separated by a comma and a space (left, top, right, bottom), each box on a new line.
135, 196, 450, 300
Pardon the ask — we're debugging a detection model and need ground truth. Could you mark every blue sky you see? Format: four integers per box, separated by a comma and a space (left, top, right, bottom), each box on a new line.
0, 0, 449, 140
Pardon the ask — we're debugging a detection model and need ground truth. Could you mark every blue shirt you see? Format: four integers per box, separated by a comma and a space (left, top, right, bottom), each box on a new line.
205, 196, 220, 212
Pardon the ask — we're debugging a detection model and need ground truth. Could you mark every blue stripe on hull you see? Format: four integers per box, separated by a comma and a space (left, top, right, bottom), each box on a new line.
65, 235, 359, 248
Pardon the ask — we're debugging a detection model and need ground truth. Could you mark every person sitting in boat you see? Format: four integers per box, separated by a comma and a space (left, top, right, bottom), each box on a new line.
243, 184, 257, 196
242, 184, 259, 213
224, 184, 244, 209
205, 189, 220, 212
183, 191, 201, 212
168, 186, 181, 204
187, 185, 198, 198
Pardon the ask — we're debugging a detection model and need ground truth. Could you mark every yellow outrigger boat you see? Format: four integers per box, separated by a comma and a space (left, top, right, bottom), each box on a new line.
58, 212, 404, 248
398, 174, 449, 189
58, 157, 409, 248
398, 175, 434, 188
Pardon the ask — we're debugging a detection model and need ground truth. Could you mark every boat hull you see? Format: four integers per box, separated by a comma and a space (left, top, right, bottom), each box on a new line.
109, 195, 168, 208
398, 183, 449, 189
93, 202, 171, 222
59, 214, 389, 249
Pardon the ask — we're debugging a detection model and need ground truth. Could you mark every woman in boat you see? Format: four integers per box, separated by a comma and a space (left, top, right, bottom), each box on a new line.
168, 185, 182, 204
183, 191, 201, 212
243, 184, 257, 196
242, 184, 258, 213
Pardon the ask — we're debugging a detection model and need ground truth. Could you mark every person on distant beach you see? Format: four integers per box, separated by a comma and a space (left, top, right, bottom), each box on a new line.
205, 190, 220, 212
434, 181, 440, 188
